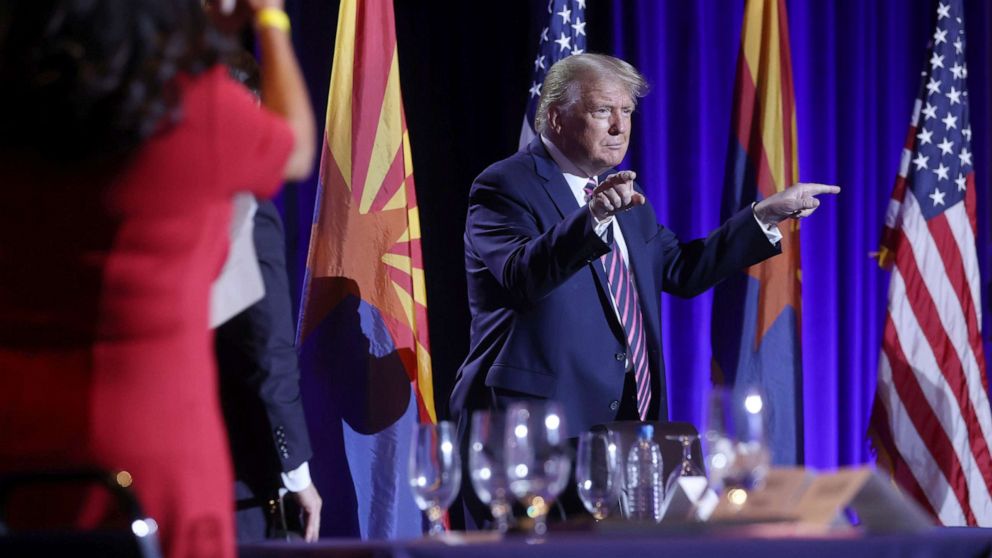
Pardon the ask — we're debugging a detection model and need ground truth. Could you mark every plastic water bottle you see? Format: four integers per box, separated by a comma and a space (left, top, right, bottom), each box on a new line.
626, 424, 663, 522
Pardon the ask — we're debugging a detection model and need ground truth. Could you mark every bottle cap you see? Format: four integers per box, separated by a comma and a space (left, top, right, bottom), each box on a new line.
638, 423, 654, 439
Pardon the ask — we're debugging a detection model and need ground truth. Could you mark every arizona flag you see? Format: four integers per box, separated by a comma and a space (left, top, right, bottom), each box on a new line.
870, 0, 992, 526
711, 0, 803, 465
297, 0, 434, 538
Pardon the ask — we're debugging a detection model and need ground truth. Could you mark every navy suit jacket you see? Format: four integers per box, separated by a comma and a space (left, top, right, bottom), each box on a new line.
449, 138, 780, 436
216, 200, 312, 505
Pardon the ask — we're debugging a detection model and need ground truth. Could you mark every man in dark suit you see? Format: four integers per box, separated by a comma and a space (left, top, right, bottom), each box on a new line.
449, 54, 837, 523
214, 48, 321, 542
216, 199, 322, 542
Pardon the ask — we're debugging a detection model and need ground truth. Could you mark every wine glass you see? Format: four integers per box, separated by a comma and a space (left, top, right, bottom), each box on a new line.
703, 387, 736, 493
703, 387, 770, 507
409, 421, 462, 536
576, 430, 622, 520
504, 400, 571, 539
663, 433, 706, 496
469, 410, 513, 532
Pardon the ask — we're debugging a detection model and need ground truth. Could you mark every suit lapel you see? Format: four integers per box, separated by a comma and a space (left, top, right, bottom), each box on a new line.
531, 139, 583, 220
530, 138, 614, 319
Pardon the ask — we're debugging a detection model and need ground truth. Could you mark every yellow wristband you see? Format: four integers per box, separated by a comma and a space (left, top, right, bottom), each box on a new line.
256, 7, 291, 33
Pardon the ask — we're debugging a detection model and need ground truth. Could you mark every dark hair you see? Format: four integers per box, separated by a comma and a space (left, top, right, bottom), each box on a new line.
0, 0, 232, 162
225, 49, 261, 97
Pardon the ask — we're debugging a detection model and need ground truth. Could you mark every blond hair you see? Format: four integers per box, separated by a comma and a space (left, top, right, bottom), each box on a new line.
534, 53, 649, 134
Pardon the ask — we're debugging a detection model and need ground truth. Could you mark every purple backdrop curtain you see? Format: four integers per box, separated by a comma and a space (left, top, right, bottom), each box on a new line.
611, 0, 992, 469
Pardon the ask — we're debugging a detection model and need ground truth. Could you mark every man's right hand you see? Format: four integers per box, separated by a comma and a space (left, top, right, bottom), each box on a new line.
289, 483, 322, 542
753, 182, 841, 225
588, 170, 647, 222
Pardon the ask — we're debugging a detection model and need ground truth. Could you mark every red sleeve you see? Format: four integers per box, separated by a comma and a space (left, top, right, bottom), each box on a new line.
209, 67, 295, 199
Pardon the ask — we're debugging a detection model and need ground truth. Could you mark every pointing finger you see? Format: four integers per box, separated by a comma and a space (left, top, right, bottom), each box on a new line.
618, 170, 636, 182
601, 170, 637, 188
796, 183, 841, 196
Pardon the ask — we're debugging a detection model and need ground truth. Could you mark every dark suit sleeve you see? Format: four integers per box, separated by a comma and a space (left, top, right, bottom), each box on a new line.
466, 174, 610, 308
217, 201, 313, 477
650, 204, 781, 298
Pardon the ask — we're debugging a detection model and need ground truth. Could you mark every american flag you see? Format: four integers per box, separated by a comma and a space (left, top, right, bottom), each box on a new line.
871, 0, 992, 526
519, 0, 587, 149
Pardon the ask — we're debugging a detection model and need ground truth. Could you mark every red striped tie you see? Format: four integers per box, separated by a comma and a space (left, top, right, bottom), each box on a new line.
585, 181, 651, 420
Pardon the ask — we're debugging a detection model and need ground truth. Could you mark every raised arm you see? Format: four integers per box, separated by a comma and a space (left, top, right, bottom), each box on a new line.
251, 0, 316, 181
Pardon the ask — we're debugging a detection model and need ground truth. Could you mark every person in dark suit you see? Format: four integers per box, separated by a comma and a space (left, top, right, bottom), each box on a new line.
448, 53, 837, 525
215, 49, 321, 543
215, 200, 322, 543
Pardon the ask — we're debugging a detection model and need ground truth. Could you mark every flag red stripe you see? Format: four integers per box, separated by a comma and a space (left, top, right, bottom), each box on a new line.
349, 0, 397, 202
883, 314, 977, 524
964, 173, 979, 262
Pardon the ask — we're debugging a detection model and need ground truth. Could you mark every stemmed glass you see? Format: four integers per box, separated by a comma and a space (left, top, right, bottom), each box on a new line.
664, 433, 706, 496
576, 430, 622, 520
469, 410, 513, 532
703, 387, 770, 507
703, 388, 736, 493
409, 421, 462, 536
504, 400, 571, 539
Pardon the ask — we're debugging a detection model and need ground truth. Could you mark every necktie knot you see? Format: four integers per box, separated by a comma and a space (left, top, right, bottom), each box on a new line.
583, 179, 597, 201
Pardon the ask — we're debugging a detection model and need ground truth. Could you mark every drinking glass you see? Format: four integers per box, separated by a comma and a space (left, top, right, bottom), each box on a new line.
703, 387, 770, 506
576, 430, 622, 520
469, 410, 513, 532
504, 400, 571, 538
409, 421, 462, 536
663, 433, 706, 496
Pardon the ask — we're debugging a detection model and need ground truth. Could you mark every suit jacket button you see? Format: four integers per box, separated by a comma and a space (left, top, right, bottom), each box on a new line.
610, 400, 620, 411
615, 352, 626, 361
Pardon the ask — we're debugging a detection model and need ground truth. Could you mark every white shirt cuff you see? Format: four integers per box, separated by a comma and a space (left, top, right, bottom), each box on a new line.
589, 206, 614, 239
281, 461, 312, 492
751, 204, 783, 245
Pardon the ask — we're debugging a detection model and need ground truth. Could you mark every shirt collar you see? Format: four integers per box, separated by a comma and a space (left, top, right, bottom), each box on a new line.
540, 135, 596, 190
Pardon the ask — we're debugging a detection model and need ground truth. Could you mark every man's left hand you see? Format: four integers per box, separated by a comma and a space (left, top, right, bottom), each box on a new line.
753, 182, 841, 225
289, 483, 322, 542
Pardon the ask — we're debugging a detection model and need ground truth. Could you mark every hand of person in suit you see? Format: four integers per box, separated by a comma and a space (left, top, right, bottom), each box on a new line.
753, 183, 841, 224
588, 170, 647, 221
290, 482, 322, 542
